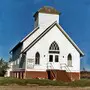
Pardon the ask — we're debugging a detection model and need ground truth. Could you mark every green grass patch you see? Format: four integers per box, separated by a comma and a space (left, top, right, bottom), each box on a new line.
0, 77, 90, 87
68, 79, 90, 87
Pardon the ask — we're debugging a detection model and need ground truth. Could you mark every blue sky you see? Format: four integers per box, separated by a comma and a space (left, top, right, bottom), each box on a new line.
0, 0, 90, 70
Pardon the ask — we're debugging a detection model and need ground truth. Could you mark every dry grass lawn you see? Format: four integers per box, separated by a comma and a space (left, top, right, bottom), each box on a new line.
0, 86, 90, 90
0, 77, 90, 90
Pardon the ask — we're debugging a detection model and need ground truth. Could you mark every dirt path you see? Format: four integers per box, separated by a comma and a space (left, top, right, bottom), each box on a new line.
0, 86, 90, 90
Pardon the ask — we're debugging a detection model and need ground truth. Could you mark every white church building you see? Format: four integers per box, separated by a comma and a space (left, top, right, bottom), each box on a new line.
9, 6, 84, 82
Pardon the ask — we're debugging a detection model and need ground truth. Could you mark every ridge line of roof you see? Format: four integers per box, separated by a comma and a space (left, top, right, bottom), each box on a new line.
21, 21, 84, 56
21, 21, 57, 53
56, 23, 84, 56
21, 26, 39, 42
10, 26, 39, 52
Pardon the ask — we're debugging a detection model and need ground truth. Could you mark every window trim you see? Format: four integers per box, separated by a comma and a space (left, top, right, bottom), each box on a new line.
49, 51, 60, 54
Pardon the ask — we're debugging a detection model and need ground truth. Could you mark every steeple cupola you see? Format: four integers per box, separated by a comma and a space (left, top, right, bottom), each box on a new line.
33, 6, 60, 28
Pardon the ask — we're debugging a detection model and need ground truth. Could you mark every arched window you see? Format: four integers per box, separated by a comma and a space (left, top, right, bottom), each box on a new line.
35, 52, 40, 65
67, 54, 72, 66
49, 41, 59, 51
49, 41, 59, 62
49, 41, 60, 54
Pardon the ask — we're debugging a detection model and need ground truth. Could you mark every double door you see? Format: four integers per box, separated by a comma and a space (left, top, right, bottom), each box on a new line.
48, 54, 59, 69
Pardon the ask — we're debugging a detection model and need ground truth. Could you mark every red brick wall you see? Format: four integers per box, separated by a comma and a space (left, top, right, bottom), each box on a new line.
10, 71, 80, 81
26, 71, 48, 79
67, 72, 80, 81
47, 70, 80, 82
56, 70, 71, 82
10, 71, 25, 79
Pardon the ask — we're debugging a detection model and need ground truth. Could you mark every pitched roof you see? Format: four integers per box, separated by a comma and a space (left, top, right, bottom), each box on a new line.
33, 6, 60, 17
10, 6, 60, 53
21, 21, 84, 57
10, 26, 39, 53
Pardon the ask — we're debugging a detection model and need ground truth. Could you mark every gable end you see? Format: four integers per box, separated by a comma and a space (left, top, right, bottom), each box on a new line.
21, 21, 84, 57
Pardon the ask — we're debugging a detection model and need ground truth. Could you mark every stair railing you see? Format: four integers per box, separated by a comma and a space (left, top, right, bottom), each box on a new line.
47, 63, 56, 80
59, 63, 72, 80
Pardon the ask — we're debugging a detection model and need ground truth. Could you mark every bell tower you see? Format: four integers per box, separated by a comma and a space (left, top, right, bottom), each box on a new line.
33, 6, 60, 29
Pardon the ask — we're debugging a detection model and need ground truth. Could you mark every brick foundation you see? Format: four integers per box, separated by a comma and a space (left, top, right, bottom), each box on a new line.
10, 71, 25, 79
25, 71, 48, 79
67, 72, 80, 81
10, 70, 80, 81
25, 71, 80, 81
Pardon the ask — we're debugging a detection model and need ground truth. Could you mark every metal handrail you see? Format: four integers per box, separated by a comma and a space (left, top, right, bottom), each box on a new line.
60, 63, 72, 80
47, 63, 56, 79
47, 63, 54, 69
60, 63, 70, 71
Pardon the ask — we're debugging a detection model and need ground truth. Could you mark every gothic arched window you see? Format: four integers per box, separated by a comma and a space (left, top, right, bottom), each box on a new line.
67, 54, 72, 66
35, 52, 40, 64
49, 41, 59, 51
49, 41, 59, 62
